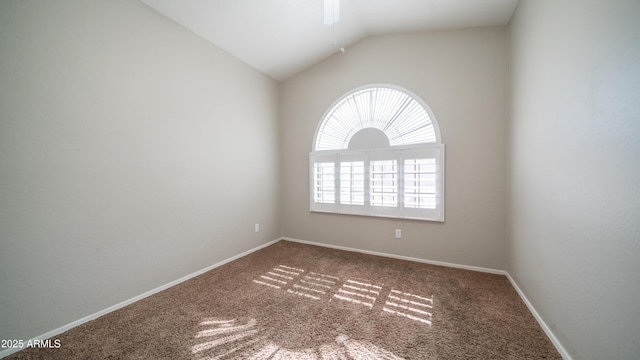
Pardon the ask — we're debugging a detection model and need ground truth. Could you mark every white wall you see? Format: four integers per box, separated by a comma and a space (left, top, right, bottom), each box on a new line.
508, 0, 640, 358
0, 0, 280, 343
281, 27, 509, 270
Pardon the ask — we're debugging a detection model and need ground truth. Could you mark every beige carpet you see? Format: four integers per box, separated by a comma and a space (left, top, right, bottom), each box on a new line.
6, 240, 560, 359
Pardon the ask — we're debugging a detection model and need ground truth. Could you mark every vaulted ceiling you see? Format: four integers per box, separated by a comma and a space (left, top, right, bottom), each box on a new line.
140, 0, 520, 81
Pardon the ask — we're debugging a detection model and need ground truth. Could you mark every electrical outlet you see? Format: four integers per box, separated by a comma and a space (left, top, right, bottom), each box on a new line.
395, 229, 402, 238
255, 223, 260, 233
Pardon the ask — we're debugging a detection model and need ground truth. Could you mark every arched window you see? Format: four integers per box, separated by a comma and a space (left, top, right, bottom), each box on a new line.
310, 85, 445, 221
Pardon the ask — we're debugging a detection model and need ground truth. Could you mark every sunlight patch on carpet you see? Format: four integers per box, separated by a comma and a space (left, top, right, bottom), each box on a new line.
252, 265, 434, 326
252, 265, 304, 289
192, 318, 406, 360
336, 334, 405, 360
287, 271, 341, 301
195, 319, 257, 338
332, 279, 382, 309
383, 289, 433, 325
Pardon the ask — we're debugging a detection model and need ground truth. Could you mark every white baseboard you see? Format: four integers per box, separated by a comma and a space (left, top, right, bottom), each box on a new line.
0, 238, 281, 359
506, 274, 572, 360
281, 237, 507, 275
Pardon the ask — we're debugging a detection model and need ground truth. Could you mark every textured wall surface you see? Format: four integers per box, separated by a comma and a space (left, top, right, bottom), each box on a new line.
508, 0, 640, 358
281, 27, 509, 271
0, 0, 280, 343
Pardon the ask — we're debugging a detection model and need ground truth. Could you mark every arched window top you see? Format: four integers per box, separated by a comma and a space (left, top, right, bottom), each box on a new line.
314, 85, 441, 151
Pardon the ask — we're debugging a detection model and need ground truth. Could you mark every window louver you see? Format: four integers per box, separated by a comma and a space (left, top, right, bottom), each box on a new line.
315, 87, 437, 151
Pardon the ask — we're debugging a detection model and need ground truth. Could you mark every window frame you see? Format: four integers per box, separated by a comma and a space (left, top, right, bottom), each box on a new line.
309, 144, 445, 221
310, 84, 445, 222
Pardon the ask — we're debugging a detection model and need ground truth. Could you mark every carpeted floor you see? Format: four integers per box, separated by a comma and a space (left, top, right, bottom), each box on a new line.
5, 240, 561, 359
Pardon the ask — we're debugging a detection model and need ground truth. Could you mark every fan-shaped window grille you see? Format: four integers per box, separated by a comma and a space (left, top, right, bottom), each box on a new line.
310, 85, 445, 222
315, 87, 440, 151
